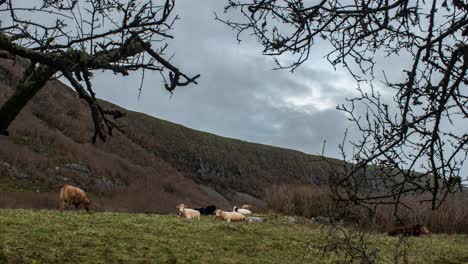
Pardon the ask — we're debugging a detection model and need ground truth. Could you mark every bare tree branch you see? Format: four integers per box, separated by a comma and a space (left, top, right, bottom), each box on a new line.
0, 0, 200, 141
220, 0, 468, 212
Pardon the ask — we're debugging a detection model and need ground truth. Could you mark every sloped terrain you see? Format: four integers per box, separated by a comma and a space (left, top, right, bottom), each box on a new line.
0, 58, 338, 212
2, 209, 468, 263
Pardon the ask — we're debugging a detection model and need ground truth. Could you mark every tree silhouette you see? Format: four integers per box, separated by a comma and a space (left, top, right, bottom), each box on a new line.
218, 0, 467, 211
0, 0, 199, 142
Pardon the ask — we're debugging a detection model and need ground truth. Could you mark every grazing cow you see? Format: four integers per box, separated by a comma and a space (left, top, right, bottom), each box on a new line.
59, 184, 91, 212
194, 205, 217, 215
215, 209, 245, 222
177, 204, 201, 220
388, 224, 431, 237
233, 206, 252, 216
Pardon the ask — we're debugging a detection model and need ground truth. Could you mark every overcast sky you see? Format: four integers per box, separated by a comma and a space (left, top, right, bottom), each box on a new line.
91, 0, 361, 158
87, 1, 467, 177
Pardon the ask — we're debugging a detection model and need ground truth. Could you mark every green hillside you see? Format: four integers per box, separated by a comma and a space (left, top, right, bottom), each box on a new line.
122, 107, 338, 197
1, 209, 468, 263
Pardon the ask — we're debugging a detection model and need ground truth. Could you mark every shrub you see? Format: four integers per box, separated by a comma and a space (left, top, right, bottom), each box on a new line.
264, 184, 333, 218
264, 184, 468, 234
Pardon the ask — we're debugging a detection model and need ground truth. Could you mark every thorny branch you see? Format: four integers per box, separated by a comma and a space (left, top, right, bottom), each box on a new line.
0, 0, 200, 142
220, 0, 468, 212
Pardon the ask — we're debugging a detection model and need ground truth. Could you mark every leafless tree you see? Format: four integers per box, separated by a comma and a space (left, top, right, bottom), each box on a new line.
218, 1, 467, 212
301, 224, 380, 264
0, 0, 200, 142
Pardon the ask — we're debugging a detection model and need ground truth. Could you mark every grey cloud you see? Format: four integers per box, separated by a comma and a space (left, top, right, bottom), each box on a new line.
91, 0, 466, 177
90, 0, 361, 159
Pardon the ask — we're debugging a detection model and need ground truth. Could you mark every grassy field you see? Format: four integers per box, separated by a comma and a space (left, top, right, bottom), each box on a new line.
1, 209, 468, 263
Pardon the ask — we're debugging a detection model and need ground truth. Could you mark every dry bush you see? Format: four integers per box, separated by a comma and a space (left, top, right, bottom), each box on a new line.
373, 194, 468, 234
264, 184, 333, 218
264, 184, 468, 234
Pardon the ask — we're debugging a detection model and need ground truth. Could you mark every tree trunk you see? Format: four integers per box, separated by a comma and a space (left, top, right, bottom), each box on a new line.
0, 64, 56, 135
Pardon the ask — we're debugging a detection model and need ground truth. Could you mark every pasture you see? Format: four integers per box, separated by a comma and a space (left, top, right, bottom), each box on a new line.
1, 209, 468, 263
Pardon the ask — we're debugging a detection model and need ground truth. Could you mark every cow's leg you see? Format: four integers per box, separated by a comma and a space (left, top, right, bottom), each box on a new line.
74, 202, 81, 212
227, 218, 231, 222
60, 200, 64, 212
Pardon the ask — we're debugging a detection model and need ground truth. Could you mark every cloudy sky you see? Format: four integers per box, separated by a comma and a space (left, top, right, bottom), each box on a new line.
86, 1, 467, 177
91, 0, 361, 158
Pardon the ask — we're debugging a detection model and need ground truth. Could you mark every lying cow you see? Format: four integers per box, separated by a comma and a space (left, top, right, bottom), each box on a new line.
194, 205, 217, 215
388, 224, 430, 237
59, 184, 92, 212
215, 209, 245, 222
177, 204, 200, 220
241, 204, 252, 210
233, 206, 252, 216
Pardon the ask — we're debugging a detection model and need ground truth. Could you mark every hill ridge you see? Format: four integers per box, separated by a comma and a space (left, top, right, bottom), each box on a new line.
0, 58, 336, 212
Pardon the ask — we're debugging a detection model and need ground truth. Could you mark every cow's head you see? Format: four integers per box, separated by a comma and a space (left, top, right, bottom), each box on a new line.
419, 225, 430, 236
215, 209, 222, 218
84, 198, 92, 212
177, 204, 185, 214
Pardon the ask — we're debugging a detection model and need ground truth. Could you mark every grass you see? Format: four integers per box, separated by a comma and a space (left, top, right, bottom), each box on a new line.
0, 209, 468, 263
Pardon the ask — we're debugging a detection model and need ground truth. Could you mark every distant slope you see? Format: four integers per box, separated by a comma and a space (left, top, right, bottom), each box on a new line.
123, 107, 337, 196
0, 58, 339, 212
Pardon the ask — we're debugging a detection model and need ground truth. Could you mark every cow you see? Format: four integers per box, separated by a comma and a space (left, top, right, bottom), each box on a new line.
388, 224, 430, 237
241, 204, 252, 210
176, 204, 201, 220
194, 205, 217, 215
59, 184, 92, 212
233, 206, 252, 215
215, 209, 246, 222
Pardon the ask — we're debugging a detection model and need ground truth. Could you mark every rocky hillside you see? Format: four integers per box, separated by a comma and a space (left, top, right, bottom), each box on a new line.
0, 58, 339, 213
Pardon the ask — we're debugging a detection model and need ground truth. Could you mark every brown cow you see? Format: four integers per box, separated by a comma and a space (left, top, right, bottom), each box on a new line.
59, 184, 92, 212
388, 224, 430, 237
